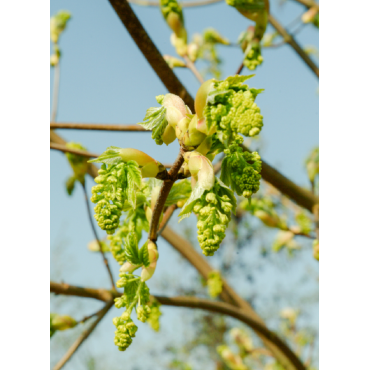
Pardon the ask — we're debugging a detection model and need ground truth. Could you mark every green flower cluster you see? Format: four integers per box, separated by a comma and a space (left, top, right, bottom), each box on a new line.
91, 161, 141, 235
243, 41, 263, 70
193, 183, 234, 256
113, 277, 151, 351
221, 137, 261, 198
204, 76, 263, 144
147, 301, 162, 332
207, 270, 223, 298
113, 317, 138, 352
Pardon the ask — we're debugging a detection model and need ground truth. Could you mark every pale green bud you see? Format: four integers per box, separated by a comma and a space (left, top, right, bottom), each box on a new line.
206, 192, 217, 204
163, 54, 186, 69
51, 314, 77, 331
121, 311, 130, 321
120, 261, 139, 273
195, 79, 214, 119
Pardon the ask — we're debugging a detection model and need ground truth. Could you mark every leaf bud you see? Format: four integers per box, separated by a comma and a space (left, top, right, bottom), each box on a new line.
195, 79, 214, 119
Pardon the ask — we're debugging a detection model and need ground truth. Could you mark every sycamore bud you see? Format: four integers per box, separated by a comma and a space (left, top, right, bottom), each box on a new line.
163, 93, 188, 128
183, 115, 207, 147
187, 42, 199, 62
230, 328, 253, 352
195, 79, 214, 119
302, 6, 319, 24
163, 55, 186, 69
141, 241, 159, 282
120, 261, 139, 274
162, 124, 177, 145
254, 210, 279, 228
50, 54, 59, 66
196, 136, 212, 156
51, 314, 77, 331
170, 33, 188, 56
280, 307, 299, 325
184, 152, 215, 190
145, 206, 153, 223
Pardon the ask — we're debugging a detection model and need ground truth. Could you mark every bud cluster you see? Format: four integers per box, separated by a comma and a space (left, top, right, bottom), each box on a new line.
207, 270, 223, 298
65, 142, 89, 184
113, 317, 138, 352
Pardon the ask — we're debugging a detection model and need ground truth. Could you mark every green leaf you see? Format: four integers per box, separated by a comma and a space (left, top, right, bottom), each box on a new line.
137, 106, 168, 145
126, 161, 142, 209
124, 232, 141, 265
222, 74, 254, 85
139, 241, 150, 267
88, 146, 122, 165
165, 179, 192, 206
220, 157, 232, 187
178, 182, 207, 222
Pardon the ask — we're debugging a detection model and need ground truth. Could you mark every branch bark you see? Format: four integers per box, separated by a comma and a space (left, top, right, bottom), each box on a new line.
53, 300, 114, 370
268, 14, 319, 78
50, 281, 305, 370
51, 122, 146, 131
149, 149, 185, 242
107, 0, 195, 109
50, 142, 99, 158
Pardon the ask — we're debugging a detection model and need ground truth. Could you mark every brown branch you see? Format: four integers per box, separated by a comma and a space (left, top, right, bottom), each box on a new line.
50, 142, 98, 158
81, 183, 117, 291
53, 300, 113, 370
158, 204, 178, 236
235, 61, 244, 75
51, 122, 146, 131
268, 14, 319, 78
107, 0, 195, 110
292, 0, 318, 9
160, 226, 304, 370
183, 55, 204, 84
149, 149, 185, 242
128, 0, 223, 7
51, 63, 60, 122
50, 281, 305, 370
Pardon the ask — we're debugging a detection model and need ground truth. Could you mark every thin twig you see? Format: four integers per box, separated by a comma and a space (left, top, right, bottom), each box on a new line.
82, 183, 117, 291
78, 306, 107, 324
149, 149, 185, 242
235, 61, 244, 75
50, 281, 305, 370
184, 55, 204, 84
53, 300, 113, 370
51, 63, 60, 123
51, 123, 146, 131
50, 142, 172, 169
158, 204, 178, 236
50, 142, 98, 158
128, 0, 223, 7
268, 14, 319, 78
292, 0, 319, 10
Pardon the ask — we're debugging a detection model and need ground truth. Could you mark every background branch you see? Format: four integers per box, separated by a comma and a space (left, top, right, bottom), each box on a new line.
51, 64, 60, 123
128, 0, 223, 7
51, 122, 146, 131
50, 281, 305, 370
53, 300, 114, 370
268, 14, 319, 78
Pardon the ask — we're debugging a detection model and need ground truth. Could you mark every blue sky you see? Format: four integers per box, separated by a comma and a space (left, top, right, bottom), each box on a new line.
50, 1, 318, 368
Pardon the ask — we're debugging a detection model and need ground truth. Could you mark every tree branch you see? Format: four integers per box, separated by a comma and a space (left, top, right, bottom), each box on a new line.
291, 0, 318, 10
268, 14, 319, 78
107, 0, 195, 109
50, 281, 305, 370
158, 204, 178, 236
53, 300, 114, 370
50, 142, 99, 158
51, 64, 60, 123
149, 149, 185, 242
159, 226, 304, 370
51, 122, 146, 131
81, 183, 117, 290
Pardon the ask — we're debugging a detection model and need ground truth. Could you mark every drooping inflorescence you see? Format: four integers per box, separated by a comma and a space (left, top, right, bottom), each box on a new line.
221, 136, 262, 198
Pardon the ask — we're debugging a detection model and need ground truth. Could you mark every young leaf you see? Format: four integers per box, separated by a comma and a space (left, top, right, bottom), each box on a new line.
178, 182, 207, 221
216, 177, 237, 214
139, 241, 150, 267
124, 232, 141, 265
137, 106, 168, 145
126, 161, 142, 209
89, 146, 122, 165
165, 179, 192, 206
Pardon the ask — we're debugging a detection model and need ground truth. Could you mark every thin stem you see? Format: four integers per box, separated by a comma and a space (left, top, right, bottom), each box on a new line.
292, 0, 319, 9
50, 282, 305, 370
50, 142, 99, 158
184, 55, 204, 84
81, 183, 117, 291
52, 300, 113, 370
268, 14, 319, 78
235, 61, 244, 75
158, 204, 178, 236
51, 63, 60, 122
50, 123, 146, 131
149, 149, 185, 242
